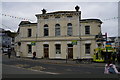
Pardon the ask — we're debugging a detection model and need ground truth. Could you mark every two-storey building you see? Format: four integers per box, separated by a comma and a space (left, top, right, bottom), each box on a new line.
15, 6, 102, 59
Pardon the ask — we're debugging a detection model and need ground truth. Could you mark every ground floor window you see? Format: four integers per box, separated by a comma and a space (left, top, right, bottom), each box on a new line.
85, 44, 91, 54
55, 44, 61, 54
27, 44, 32, 54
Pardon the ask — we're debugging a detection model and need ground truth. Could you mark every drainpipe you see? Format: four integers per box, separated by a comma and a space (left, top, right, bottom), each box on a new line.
78, 11, 81, 59
36, 16, 40, 58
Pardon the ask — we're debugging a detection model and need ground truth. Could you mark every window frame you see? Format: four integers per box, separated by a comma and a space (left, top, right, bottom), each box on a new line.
85, 44, 91, 54
85, 26, 90, 34
55, 44, 61, 54
67, 23, 72, 36
55, 24, 61, 36
27, 44, 32, 54
28, 29, 32, 37
44, 24, 49, 36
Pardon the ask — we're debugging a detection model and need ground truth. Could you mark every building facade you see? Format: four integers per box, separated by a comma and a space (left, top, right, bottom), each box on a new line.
15, 6, 102, 59
114, 37, 120, 54
0, 28, 12, 48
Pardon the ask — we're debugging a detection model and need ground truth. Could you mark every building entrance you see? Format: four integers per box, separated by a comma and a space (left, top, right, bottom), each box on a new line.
44, 44, 49, 58
67, 44, 73, 59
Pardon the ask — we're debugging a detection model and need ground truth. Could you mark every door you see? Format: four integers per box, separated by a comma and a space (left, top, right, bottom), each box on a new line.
44, 44, 49, 58
67, 44, 73, 59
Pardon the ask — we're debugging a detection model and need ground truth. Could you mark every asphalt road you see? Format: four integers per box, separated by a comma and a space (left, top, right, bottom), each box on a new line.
2, 55, 104, 74
2, 54, 120, 79
2, 64, 45, 74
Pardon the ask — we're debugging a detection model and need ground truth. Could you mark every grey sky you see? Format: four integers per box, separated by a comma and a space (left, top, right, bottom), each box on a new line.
2, 2, 118, 37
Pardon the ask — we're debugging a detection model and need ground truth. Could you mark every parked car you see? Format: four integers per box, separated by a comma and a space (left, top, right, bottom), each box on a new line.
2, 48, 8, 54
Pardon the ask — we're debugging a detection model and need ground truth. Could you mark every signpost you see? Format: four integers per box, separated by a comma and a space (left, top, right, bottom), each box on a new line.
31, 41, 36, 46
72, 40, 77, 45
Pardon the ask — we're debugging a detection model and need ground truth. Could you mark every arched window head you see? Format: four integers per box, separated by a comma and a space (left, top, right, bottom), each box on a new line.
55, 24, 60, 27
44, 24, 49, 36
67, 23, 72, 36
55, 24, 60, 36
67, 23, 72, 27
44, 24, 48, 28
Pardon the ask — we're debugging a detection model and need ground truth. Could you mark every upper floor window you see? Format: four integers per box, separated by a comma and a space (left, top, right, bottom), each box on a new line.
44, 24, 49, 36
67, 23, 72, 36
85, 26, 90, 34
55, 24, 60, 36
28, 29, 32, 37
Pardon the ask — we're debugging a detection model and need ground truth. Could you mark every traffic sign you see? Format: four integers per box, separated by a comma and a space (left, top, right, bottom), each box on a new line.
72, 40, 77, 45
105, 45, 111, 47
31, 41, 36, 46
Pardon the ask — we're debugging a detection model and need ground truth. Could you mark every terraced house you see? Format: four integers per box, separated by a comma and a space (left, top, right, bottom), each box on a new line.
15, 6, 102, 59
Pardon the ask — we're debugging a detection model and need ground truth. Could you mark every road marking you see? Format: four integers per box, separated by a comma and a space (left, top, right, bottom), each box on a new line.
3, 64, 60, 75
31, 69, 60, 74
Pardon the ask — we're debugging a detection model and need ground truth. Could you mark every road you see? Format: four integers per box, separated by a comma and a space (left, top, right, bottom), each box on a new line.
2, 54, 120, 79
2, 54, 104, 74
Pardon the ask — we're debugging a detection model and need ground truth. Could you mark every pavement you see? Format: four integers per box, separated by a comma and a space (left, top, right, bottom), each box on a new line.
6, 54, 106, 68
3, 50, 120, 68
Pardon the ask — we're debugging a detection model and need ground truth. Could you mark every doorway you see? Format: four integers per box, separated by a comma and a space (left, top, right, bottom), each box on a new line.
44, 44, 49, 58
67, 44, 73, 59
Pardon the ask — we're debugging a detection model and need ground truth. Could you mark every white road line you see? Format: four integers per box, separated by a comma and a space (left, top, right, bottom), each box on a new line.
31, 69, 60, 74
3, 64, 60, 75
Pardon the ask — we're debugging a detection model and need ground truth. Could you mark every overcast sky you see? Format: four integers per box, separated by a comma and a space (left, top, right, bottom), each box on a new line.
1, 2, 118, 37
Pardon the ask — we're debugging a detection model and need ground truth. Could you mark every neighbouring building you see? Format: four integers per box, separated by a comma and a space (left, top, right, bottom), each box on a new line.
107, 37, 116, 48
102, 37, 120, 54
0, 28, 17, 54
115, 37, 120, 54
0, 28, 12, 48
15, 6, 103, 59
